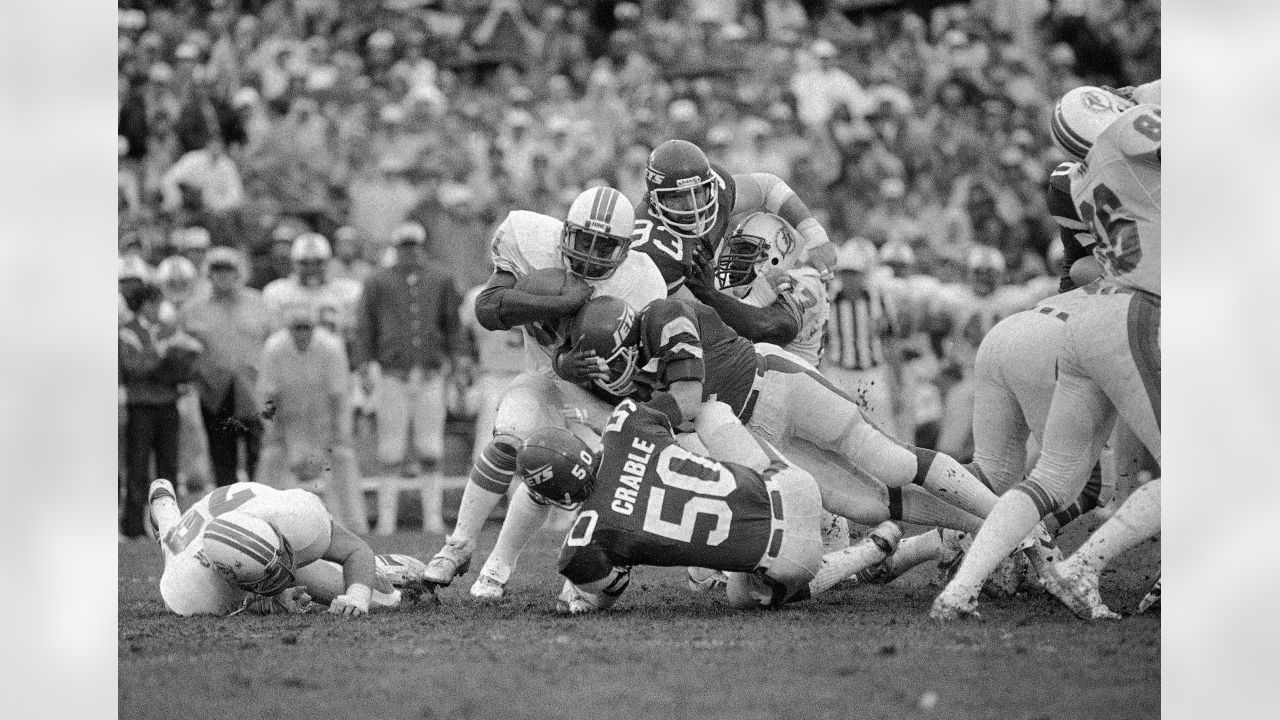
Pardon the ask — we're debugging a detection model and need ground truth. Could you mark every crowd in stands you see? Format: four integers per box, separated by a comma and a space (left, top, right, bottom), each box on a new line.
118, 0, 1159, 288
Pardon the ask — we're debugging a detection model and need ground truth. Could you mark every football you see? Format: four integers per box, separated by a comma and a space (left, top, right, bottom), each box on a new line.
514, 267, 587, 296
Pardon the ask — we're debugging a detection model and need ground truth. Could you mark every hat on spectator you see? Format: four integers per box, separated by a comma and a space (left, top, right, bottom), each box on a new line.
719, 24, 748, 42
118, 255, 153, 282
438, 184, 475, 209
379, 103, 406, 125
879, 177, 906, 199
118, 8, 147, 31
707, 125, 733, 147
148, 62, 174, 84
272, 224, 301, 245
998, 146, 1025, 167
944, 30, 968, 47
392, 222, 427, 245
668, 99, 699, 122
508, 85, 534, 104
232, 86, 260, 108
367, 30, 396, 50
766, 101, 792, 122
291, 233, 332, 262
176, 226, 212, 251
811, 39, 837, 58
205, 246, 247, 276
174, 42, 201, 62
505, 108, 533, 128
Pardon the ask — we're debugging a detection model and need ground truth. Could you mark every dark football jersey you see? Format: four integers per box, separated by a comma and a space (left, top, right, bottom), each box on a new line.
632, 163, 739, 294
1046, 161, 1095, 292
558, 394, 777, 586
586, 298, 757, 416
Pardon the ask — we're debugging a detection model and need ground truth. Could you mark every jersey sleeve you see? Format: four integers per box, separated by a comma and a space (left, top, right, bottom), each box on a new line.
639, 299, 705, 388
1108, 104, 1161, 165
489, 212, 529, 277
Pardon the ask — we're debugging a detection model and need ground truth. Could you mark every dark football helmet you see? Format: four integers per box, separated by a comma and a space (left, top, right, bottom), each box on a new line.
566, 296, 642, 396
517, 427, 597, 511
561, 186, 636, 280
646, 139, 719, 240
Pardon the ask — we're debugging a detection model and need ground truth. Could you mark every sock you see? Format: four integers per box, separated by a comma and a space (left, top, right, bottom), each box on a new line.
914, 449, 1001, 519
947, 490, 1041, 595
420, 467, 445, 534
808, 534, 895, 597
376, 479, 400, 535
900, 485, 984, 533
452, 438, 519, 542
484, 485, 551, 573
149, 485, 181, 538
1072, 478, 1161, 574
885, 530, 945, 577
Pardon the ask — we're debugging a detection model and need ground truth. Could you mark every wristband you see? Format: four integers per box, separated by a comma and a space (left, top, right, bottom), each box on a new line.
795, 217, 831, 250
345, 583, 372, 609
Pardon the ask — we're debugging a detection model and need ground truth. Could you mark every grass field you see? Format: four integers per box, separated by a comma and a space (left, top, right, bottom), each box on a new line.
119, 502, 1159, 720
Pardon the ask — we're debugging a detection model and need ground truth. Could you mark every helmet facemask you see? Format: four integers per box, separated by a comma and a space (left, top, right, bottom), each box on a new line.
715, 231, 769, 289
560, 223, 630, 280
651, 177, 718, 239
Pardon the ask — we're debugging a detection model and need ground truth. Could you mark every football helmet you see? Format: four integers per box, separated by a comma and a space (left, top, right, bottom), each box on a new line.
201, 510, 297, 597
291, 232, 331, 287
118, 255, 153, 283
715, 212, 801, 289
566, 296, 641, 396
966, 245, 1007, 297
516, 426, 597, 511
561, 186, 635, 280
878, 238, 916, 276
156, 255, 198, 304
646, 139, 720, 240
1050, 86, 1135, 160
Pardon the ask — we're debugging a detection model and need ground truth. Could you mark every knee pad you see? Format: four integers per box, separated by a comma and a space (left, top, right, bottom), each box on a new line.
494, 380, 563, 441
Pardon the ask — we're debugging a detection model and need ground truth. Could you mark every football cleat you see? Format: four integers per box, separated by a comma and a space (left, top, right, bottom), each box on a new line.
930, 586, 982, 622
147, 478, 180, 539
932, 529, 971, 587
1040, 561, 1121, 620
1136, 575, 1161, 614
687, 567, 728, 593
982, 552, 1027, 599
469, 560, 512, 602
423, 537, 473, 587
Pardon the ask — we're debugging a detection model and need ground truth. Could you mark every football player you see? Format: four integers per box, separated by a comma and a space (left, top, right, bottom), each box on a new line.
934, 98, 1161, 621
262, 233, 363, 335
422, 186, 667, 599
527, 395, 903, 612
562, 296, 1007, 534
633, 139, 837, 299
457, 283, 527, 465
147, 478, 423, 617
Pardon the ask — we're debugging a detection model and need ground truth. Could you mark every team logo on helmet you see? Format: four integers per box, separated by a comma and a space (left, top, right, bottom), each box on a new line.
645, 168, 666, 185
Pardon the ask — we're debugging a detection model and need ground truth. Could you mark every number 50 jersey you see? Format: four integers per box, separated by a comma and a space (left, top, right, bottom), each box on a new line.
1072, 104, 1161, 296
558, 396, 777, 586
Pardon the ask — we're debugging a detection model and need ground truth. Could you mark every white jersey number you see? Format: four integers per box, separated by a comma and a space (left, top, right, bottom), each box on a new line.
642, 445, 735, 546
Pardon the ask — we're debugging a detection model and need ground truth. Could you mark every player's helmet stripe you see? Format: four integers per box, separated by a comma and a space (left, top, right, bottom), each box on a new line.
1051, 106, 1092, 158
204, 528, 275, 567
588, 187, 620, 228
206, 521, 277, 564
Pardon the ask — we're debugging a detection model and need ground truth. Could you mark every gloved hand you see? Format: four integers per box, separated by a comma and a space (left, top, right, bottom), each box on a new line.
554, 337, 609, 384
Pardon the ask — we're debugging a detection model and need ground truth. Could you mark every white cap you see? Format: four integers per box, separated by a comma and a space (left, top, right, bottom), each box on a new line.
290, 233, 332, 261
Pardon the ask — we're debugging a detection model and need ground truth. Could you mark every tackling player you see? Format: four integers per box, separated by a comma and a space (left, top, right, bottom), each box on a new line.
934, 98, 1162, 621
634, 139, 837, 299
527, 395, 902, 612
421, 186, 667, 599
147, 479, 422, 617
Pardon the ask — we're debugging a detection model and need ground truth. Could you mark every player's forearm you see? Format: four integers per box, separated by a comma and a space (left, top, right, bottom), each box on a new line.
691, 288, 800, 346
667, 380, 704, 424
477, 285, 576, 330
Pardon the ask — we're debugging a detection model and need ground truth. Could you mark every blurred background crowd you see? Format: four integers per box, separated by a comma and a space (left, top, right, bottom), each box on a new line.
116, 0, 1160, 537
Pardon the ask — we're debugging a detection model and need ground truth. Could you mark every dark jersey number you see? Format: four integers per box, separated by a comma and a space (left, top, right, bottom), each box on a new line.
1077, 183, 1143, 276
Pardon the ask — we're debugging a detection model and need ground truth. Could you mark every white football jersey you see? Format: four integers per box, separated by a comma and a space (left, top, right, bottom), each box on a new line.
159, 483, 332, 615
1072, 104, 1161, 296
460, 284, 527, 374
262, 276, 363, 333
489, 210, 667, 367
732, 266, 828, 367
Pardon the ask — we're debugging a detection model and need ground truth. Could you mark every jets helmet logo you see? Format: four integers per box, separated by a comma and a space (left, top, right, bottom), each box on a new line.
524, 464, 554, 487
612, 305, 636, 351
645, 168, 666, 185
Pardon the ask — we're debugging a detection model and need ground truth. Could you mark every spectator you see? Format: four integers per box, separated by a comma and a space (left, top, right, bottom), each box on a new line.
256, 303, 367, 535
119, 282, 204, 540
160, 138, 246, 222
182, 247, 272, 489
351, 222, 463, 535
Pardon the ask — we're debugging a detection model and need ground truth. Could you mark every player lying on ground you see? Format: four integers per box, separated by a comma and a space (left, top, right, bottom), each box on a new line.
518, 394, 901, 613
933, 91, 1162, 621
148, 479, 430, 617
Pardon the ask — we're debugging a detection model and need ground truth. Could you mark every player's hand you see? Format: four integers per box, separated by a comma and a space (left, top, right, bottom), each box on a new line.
807, 242, 837, 282
555, 580, 598, 615
328, 592, 369, 618
556, 339, 609, 384
761, 267, 794, 294
555, 280, 595, 314
277, 586, 313, 613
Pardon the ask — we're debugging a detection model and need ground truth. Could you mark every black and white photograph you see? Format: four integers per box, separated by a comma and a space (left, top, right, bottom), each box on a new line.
3, 0, 1268, 718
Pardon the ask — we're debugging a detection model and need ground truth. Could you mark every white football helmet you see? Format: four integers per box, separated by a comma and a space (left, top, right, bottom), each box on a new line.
1050, 86, 1135, 160
118, 255, 153, 283
156, 255, 198, 304
201, 510, 297, 596
561, 186, 635, 280
714, 212, 802, 289
291, 232, 331, 286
